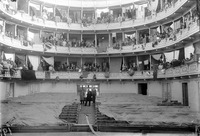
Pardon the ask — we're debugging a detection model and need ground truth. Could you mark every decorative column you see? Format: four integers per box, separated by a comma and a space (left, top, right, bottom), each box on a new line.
81, 33, 83, 41
81, 8, 83, 20
122, 56, 125, 66
94, 57, 97, 64
136, 30, 139, 44
67, 57, 69, 65
148, 28, 151, 42
149, 54, 151, 70
13, 52, 16, 63
95, 33, 97, 47
39, 30, 42, 39
108, 33, 111, 47
14, 24, 17, 37
109, 57, 111, 71
53, 6, 56, 18
67, 33, 69, 41
122, 32, 125, 41
136, 55, 139, 70
68, 7, 70, 18
3, 21, 6, 34
27, 27, 29, 40
40, 4, 43, 16
27, 0, 30, 15
81, 57, 83, 67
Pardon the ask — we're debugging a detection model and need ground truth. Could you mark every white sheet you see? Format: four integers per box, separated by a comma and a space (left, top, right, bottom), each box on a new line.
28, 55, 40, 70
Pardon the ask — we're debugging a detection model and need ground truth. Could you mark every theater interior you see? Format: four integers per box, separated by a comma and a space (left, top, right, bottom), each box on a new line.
0, 0, 200, 135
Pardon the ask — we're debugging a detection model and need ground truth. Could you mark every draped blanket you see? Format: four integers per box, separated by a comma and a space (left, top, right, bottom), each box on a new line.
21, 69, 36, 80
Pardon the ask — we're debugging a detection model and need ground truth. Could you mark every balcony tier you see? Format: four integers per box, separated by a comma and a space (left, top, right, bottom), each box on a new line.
1, 62, 199, 80
0, 0, 191, 31
0, 21, 198, 55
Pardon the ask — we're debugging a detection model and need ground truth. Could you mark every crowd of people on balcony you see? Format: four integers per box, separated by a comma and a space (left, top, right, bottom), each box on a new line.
1, 0, 180, 27
51, 60, 109, 73
42, 35, 96, 48
1, 6, 198, 53
0, 58, 17, 76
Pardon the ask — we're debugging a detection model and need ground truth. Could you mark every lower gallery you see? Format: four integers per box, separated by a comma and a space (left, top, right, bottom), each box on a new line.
0, 78, 200, 135
0, 0, 200, 135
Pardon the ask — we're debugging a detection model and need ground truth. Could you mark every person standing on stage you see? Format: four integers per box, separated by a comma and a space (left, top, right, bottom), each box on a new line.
85, 89, 92, 106
92, 88, 97, 104
80, 87, 85, 104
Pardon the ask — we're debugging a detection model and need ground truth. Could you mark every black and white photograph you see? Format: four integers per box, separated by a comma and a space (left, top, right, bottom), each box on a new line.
0, 0, 200, 135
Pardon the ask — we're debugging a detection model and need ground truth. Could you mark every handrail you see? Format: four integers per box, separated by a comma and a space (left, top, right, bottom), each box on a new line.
157, 62, 200, 79
0, 70, 153, 80
1, 62, 199, 80
32, 0, 136, 8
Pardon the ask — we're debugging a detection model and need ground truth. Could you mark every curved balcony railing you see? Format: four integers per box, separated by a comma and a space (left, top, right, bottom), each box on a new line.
157, 62, 200, 79
0, 0, 188, 31
1, 62, 199, 80
34, 0, 136, 8
0, 70, 154, 80
0, 20, 198, 55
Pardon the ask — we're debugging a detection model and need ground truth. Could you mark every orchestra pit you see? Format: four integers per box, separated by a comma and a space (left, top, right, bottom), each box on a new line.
0, 0, 200, 135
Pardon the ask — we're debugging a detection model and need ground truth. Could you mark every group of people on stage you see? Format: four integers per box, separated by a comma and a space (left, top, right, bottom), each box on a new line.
79, 87, 97, 106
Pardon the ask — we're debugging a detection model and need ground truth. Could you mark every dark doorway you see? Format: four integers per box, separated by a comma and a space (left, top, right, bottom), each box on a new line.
138, 83, 148, 95
77, 84, 100, 96
182, 83, 189, 106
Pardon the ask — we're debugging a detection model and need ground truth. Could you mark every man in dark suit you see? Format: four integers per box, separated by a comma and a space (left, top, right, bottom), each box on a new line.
85, 89, 92, 106
92, 88, 97, 104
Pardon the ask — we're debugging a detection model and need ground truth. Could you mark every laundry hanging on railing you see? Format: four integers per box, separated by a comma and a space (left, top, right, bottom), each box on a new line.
184, 44, 194, 59
28, 55, 40, 70
43, 42, 53, 51
55, 8, 63, 19
80, 71, 89, 78
194, 42, 200, 55
21, 69, 36, 80
42, 56, 54, 66
97, 44, 107, 53
15, 54, 26, 67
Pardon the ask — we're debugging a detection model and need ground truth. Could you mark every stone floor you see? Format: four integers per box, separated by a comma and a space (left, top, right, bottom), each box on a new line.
5, 132, 195, 136
78, 103, 96, 124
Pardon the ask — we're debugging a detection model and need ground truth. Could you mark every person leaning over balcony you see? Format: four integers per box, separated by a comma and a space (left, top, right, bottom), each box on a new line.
186, 15, 192, 30
118, 14, 123, 26
49, 65, 55, 72
42, 10, 48, 23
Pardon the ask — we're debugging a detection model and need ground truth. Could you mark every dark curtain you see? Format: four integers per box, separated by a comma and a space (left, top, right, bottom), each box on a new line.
15, 54, 26, 67
156, 0, 161, 12
21, 70, 36, 80
178, 48, 185, 61
55, 8, 63, 19
27, 57, 33, 70
17, 0, 28, 13
196, 0, 200, 18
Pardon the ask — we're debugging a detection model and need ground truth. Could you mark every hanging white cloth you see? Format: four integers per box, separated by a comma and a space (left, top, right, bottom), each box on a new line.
144, 60, 149, 65
174, 50, 180, 60
4, 53, 14, 61
184, 45, 194, 59
28, 55, 40, 70
42, 56, 54, 66
152, 54, 162, 60
164, 52, 173, 62
27, 31, 34, 41
148, 0, 159, 12
29, 2, 40, 10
